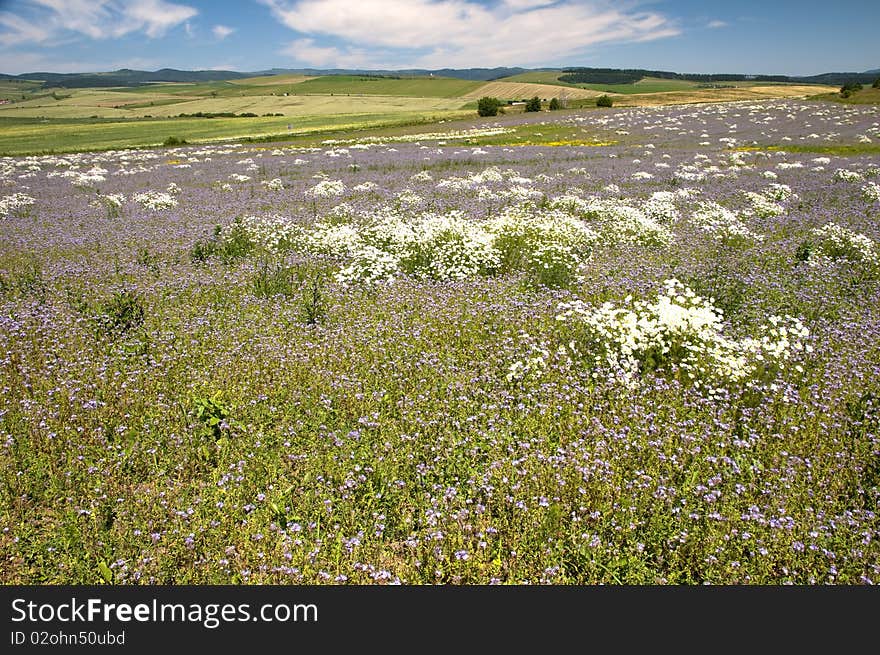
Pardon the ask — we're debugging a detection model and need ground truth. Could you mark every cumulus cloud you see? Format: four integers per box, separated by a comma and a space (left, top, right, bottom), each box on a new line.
260, 0, 680, 68
212, 25, 235, 40
0, 0, 198, 46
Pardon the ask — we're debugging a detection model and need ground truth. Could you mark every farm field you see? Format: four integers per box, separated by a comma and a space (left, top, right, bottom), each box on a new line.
2, 98, 879, 584
0, 72, 838, 155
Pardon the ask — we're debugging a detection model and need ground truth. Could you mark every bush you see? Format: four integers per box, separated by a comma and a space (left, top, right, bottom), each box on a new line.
549, 97, 560, 110
873, 78, 880, 89
525, 96, 542, 112
840, 82, 863, 98
477, 96, 501, 117
596, 95, 613, 108
163, 136, 187, 147
96, 289, 145, 337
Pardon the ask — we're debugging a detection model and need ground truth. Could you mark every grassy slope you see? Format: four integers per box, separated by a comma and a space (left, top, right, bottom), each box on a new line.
0, 109, 476, 155
809, 86, 880, 104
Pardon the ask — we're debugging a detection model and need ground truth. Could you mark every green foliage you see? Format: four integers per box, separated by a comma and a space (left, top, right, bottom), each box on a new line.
190, 220, 254, 265
193, 392, 231, 440
795, 240, 815, 264
874, 78, 880, 89
298, 271, 327, 326
162, 136, 187, 147
252, 260, 296, 298
9, 260, 47, 301
477, 96, 501, 117
525, 96, 542, 112
136, 247, 160, 276
596, 95, 614, 108
548, 97, 560, 110
95, 288, 145, 336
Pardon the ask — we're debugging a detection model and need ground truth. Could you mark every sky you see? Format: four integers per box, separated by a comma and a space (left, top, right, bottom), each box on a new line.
0, 0, 877, 76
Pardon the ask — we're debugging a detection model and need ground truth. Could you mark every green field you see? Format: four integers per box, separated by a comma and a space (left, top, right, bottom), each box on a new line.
810, 86, 880, 104
0, 70, 847, 155
0, 109, 474, 155
496, 71, 798, 95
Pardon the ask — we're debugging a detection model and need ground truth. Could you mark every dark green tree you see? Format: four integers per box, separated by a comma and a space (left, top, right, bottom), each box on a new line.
477, 96, 501, 117
596, 95, 614, 107
525, 96, 542, 112
549, 97, 560, 110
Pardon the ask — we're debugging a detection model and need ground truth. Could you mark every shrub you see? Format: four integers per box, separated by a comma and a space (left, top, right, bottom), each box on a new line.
298, 271, 327, 325
596, 95, 613, 108
193, 392, 231, 440
96, 289, 145, 336
874, 78, 880, 89
163, 136, 187, 147
549, 97, 560, 110
477, 96, 501, 117
252, 259, 296, 297
525, 96, 542, 112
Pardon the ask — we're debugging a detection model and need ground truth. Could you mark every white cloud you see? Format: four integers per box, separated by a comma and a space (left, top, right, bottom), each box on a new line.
259, 0, 680, 68
212, 25, 235, 40
0, 11, 52, 46
707, 20, 727, 29
0, 51, 161, 74
0, 0, 198, 46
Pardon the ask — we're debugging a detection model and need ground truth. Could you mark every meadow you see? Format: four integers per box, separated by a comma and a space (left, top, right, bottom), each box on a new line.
1, 98, 878, 584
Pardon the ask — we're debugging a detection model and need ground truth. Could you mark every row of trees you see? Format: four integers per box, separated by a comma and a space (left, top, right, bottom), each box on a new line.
476, 94, 613, 116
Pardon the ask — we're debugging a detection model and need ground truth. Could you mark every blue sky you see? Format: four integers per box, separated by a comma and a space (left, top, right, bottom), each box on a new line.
0, 0, 877, 76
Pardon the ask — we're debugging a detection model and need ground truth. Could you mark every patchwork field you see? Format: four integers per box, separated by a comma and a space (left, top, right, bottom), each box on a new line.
2, 98, 878, 584
461, 81, 604, 101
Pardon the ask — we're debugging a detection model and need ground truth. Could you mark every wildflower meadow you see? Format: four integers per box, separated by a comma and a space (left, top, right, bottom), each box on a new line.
1, 100, 878, 584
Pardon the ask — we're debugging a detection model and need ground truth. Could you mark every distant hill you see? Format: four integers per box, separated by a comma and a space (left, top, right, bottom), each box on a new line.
0, 65, 876, 89
558, 67, 880, 87
0, 68, 253, 88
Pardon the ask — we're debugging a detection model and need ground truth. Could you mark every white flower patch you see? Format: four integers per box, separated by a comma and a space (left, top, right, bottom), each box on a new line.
742, 191, 784, 218
563, 197, 673, 246
90, 193, 126, 216
306, 179, 345, 197
0, 192, 35, 217
229, 173, 251, 182
262, 178, 285, 191
230, 215, 303, 253
133, 191, 177, 211
833, 169, 864, 182
395, 189, 423, 206
859, 182, 880, 203
690, 201, 764, 243
555, 278, 809, 393
805, 222, 878, 269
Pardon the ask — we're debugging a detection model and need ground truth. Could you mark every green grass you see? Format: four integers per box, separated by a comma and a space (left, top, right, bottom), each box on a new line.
809, 87, 880, 105
0, 110, 475, 155
284, 75, 484, 98
732, 143, 880, 156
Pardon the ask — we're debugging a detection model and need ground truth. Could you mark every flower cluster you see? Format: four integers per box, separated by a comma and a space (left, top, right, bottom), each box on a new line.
0, 192, 35, 218
262, 178, 285, 191
555, 279, 809, 393
804, 222, 879, 270
306, 179, 346, 198
90, 193, 126, 217
862, 182, 880, 203
225, 214, 305, 254
690, 201, 764, 244
133, 190, 178, 211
